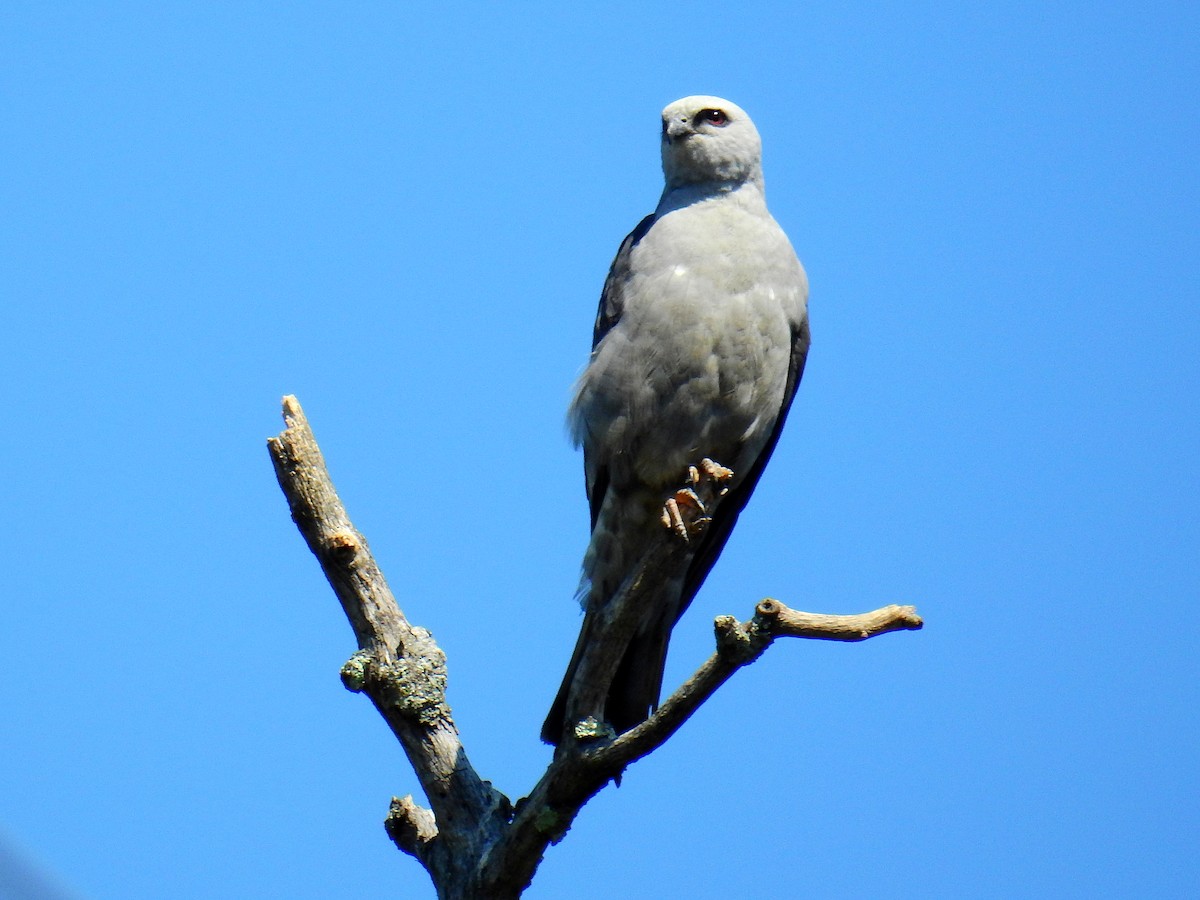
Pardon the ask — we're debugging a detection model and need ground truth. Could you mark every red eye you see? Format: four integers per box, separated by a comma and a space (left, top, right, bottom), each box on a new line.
697, 108, 727, 126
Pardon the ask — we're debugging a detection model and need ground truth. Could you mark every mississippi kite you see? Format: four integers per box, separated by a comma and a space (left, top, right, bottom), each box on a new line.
543, 96, 810, 744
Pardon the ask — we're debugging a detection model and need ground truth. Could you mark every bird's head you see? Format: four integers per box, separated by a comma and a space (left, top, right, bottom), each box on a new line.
660, 96, 763, 191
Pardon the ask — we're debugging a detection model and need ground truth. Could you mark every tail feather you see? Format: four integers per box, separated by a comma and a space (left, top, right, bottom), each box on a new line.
541, 610, 594, 744
541, 595, 677, 745
604, 620, 671, 737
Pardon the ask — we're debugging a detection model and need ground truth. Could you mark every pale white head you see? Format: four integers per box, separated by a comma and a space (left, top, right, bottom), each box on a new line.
660, 95, 763, 191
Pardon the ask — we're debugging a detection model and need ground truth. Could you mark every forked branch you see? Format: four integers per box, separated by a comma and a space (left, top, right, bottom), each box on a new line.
267, 395, 922, 899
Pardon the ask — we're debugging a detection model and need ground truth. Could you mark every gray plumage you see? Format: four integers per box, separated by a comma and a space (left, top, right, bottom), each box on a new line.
543, 96, 810, 744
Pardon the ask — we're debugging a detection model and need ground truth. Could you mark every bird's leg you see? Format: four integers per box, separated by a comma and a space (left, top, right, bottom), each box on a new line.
661, 459, 736, 541
662, 490, 704, 540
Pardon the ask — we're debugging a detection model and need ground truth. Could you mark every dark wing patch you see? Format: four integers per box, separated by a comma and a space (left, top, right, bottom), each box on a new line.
677, 316, 812, 623
584, 445, 609, 530
592, 213, 656, 349
586, 213, 656, 528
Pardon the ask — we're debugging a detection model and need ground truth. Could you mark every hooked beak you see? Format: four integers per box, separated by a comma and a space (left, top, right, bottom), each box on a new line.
662, 116, 692, 144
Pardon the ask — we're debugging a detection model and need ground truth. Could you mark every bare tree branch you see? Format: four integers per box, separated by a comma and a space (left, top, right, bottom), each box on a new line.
267, 395, 922, 898
595, 599, 922, 767
478, 599, 923, 894
267, 396, 510, 895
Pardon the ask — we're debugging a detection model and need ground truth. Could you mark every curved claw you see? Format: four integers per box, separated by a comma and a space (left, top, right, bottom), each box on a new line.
661, 459, 735, 541
661, 488, 713, 542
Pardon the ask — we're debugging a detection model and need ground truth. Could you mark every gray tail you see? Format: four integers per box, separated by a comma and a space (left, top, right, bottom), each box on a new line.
541, 604, 673, 745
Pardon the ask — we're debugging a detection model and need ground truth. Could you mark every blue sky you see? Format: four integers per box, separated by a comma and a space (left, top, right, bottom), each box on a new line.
2, 3, 1197, 897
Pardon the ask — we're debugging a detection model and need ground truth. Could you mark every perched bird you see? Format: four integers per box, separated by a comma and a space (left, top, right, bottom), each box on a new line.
542, 96, 810, 745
